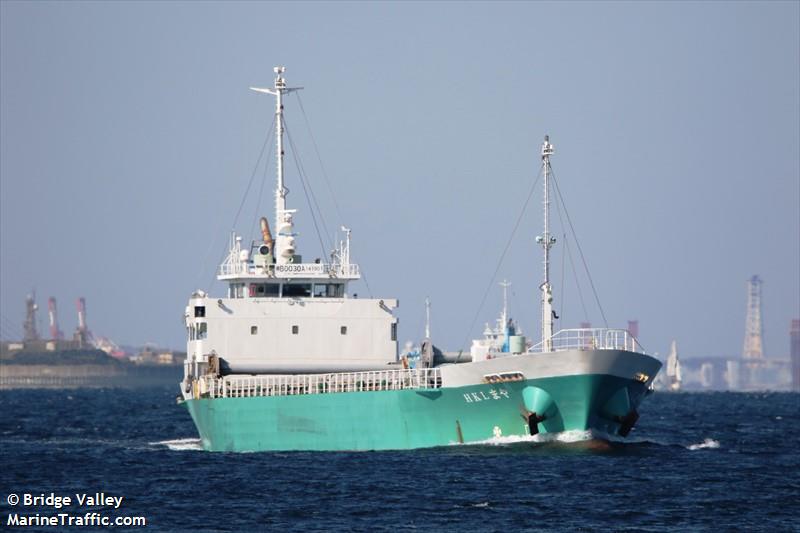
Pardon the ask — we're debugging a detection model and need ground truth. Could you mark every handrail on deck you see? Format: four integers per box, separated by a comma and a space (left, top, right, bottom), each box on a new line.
195, 367, 442, 400
528, 328, 645, 354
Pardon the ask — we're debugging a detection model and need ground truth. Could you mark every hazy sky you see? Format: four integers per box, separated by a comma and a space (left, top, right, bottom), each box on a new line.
1, 1, 798, 358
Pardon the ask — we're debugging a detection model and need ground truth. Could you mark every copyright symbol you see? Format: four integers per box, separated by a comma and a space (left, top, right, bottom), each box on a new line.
7, 494, 19, 506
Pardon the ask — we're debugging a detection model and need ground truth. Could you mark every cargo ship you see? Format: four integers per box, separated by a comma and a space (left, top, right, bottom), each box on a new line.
179, 67, 661, 451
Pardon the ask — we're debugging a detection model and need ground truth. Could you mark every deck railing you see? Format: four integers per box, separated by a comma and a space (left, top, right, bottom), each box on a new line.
196, 367, 442, 399
528, 328, 645, 354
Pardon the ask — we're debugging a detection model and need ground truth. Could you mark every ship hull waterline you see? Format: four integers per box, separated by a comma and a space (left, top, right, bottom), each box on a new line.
183, 350, 660, 452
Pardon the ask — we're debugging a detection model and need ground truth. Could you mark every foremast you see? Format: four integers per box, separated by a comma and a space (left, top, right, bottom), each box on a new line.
537, 136, 557, 352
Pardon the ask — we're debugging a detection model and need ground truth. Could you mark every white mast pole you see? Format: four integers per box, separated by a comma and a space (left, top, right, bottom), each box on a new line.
539, 135, 556, 351
274, 67, 286, 230
250, 67, 302, 265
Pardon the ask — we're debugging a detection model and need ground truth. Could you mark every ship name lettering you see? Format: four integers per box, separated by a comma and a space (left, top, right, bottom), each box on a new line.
463, 387, 511, 404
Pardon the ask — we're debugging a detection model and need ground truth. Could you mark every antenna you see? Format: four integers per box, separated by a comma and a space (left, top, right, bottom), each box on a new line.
341, 226, 352, 268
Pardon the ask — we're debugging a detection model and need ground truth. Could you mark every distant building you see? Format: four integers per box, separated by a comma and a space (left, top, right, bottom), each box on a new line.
700, 363, 714, 389
791, 319, 800, 392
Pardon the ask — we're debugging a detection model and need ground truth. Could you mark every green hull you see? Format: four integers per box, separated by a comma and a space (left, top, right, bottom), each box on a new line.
184, 373, 650, 451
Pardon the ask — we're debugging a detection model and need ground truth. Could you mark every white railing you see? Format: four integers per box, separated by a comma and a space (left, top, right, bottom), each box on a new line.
218, 260, 249, 277
338, 264, 361, 278
528, 328, 645, 354
196, 367, 442, 399
218, 261, 360, 279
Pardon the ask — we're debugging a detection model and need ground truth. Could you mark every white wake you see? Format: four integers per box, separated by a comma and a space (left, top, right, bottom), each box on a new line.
151, 438, 203, 451
458, 429, 595, 446
686, 438, 720, 451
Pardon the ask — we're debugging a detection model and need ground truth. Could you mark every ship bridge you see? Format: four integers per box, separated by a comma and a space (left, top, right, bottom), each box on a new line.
216, 231, 361, 299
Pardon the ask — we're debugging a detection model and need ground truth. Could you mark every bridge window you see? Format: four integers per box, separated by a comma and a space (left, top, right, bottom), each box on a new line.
283, 284, 311, 298
252, 284, 280, 297
229, 283, 245, 299
197, 322, 207, 340
311, 283, 344, 298
340, 326, 347, 335
194, 306, 205, 318
313, 284, 327, 297
292, 325, 299, 335
251, 326, 258, 335
391, 323, 397, 341
265, 284, 280, 297
329, 284, 344, 297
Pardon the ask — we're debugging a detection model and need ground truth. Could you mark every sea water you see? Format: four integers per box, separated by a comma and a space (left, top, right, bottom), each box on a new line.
1, 388, 798, 531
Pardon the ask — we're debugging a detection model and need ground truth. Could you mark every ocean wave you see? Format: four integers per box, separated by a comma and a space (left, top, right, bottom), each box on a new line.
687, 438, 720, 451
151, 438, 203, 451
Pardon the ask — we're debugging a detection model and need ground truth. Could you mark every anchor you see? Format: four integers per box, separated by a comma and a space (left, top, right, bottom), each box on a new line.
521, 409, 547, 435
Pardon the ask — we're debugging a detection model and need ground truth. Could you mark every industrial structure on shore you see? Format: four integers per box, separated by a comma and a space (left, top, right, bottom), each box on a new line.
1, 293, 184, 389
622, 276, 796, 392
659, 276, 796, 391
5, 292, 109, 355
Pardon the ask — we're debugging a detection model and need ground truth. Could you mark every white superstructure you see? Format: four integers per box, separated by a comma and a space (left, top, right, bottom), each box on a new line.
184, 67, 399, 376
470, 280, 527, 362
